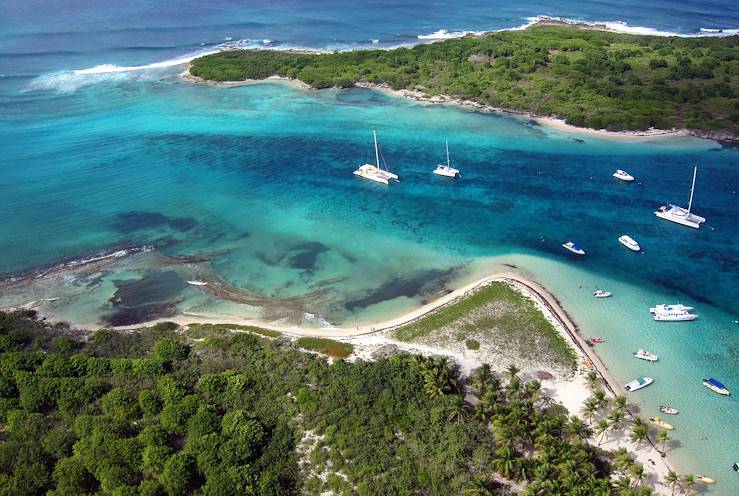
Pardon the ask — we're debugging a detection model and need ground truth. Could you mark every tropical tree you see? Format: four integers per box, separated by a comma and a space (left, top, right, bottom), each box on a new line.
492, 446, 517, 479
505, 363, 520, 382
461, 476, 493, 496
469, 364, 495, 396
629, 463, 645, 487
585, 370, 600, 390
680, 474, 695, 495
656, 429, 670, 453
613, 447, 634, 472
630, 417, 649, 449
592, 388, 608, 410
608, 409, 627, 431
594, 419, 610, 446
612, 395, 628, 415
664, 470, 679, 496
566, 416, 591, 442
581, 397, 599, 425
446, 395, 472, 424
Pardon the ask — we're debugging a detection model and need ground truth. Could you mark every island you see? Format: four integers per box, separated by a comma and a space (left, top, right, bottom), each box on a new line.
188, 25, 739, 140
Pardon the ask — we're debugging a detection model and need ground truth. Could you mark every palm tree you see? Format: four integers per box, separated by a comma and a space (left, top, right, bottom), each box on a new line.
446, 395, 472, 424
608, 409, 626, 431
469, 364, 494, 395
505, 363, 520, 382
680, 474, 695, 496
421, 355, 459, 398
664, 470, 679, 496
524, 379, 542, 402
585, 370, 600, 390
613, 447, 633, 472
566, 416, 591, 442
612, 395, 628, 414
461, 476, 493, 496
581, 397, 599, 425
630, 417, 650, 450
592, 387, 608, 410
492, 446, 516, 479
629, 463, 645, 487
656, 429, 670, 453
505, 376, 522, 399
594, 418, 610, 446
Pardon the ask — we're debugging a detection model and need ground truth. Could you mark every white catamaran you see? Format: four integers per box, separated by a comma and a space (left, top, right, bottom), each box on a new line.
655, 166, 705, 229
433, 140, 460, 178
353, 130, 399, 185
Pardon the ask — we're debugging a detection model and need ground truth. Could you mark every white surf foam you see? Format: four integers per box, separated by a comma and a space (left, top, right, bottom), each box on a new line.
417, 29, 484, 40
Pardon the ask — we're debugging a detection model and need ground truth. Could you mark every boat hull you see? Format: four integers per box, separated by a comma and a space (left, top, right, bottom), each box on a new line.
624, 377, 653, 391
655, 206, 705, 229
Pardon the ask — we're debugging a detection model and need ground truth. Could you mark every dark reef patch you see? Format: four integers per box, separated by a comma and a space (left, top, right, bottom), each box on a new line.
344, 268, 455, 312
110, 211, 197, 233
103, 270, 187, 326
288, 241, 329, 271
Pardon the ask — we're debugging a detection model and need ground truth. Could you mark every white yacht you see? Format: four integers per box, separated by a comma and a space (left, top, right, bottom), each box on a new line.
433, 140, 460, 178
618, 235, 641, 252
650, 304, 698, 321
613, 169, 634, 182
593, 290, 612, 298
633, 349, 658, 362
659, 405, 679, 415
562, 241, 585, 255
353, 130, 399, 185
655, 166, 705, 229
625, 376, 653, 392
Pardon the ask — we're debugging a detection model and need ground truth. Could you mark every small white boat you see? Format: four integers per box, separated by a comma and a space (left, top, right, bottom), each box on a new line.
659, 405, 679, 415
624, 376, 653, 392
433, 140, 460, 178
354, 130, 399, 185
703, 378, 730, 396
697, 475, 716, 484
593, 290, 612, 298
613, 169, 634, 182
563, 241, 585, 255
187, 280, 208, 286
649, 416, 674, 430
634, 349, 658, 362
618, 235, 641, 252
655, 166, 705, 229
650, 304, 698, 321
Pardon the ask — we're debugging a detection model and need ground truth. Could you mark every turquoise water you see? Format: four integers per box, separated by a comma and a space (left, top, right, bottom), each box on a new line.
1, 0, 738, 491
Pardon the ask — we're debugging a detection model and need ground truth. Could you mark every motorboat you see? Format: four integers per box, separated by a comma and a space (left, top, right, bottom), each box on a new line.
655, 166, 705, 229
613, 169, 634, 182
733, 462, 738, 472
633, 349, 658, 362
696, 475, 716, 484
354, 130, 399, 185
618, 235, 641, 252
593, 290, 612, 298
650, 304, 698, 321
563, 242, 585, 255
624, 376, 653, 392
702, 378, 730, 396
659, 405, 679, 415
649, 416, 674, 430
433, 140, 460, 178
187, 280, 208, 286
589, 337, 605, 344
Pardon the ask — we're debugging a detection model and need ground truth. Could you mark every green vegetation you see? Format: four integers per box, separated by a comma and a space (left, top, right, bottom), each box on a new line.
465, 338, 480, 350
393, 282, 578, 370
190, 25, 739, 137
2, 310, 663, 495
295, 337, 353, 358
186, 323, 280, 339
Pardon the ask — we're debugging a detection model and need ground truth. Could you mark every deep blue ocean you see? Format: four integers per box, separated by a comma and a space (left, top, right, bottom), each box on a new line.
1, 1, 738, 491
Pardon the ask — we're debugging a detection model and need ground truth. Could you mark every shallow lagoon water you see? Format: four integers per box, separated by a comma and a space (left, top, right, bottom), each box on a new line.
2, 1, 739, 490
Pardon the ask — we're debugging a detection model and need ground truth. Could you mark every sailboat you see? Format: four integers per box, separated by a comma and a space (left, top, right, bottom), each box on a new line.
655, 166, 705, 229
433, 140, 460, 178
353, 130, 399, 185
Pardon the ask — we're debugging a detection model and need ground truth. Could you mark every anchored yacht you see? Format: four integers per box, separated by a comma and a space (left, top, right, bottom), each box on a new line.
353, 130, 399, 185
703, 378, 730, 396
655, 166, 705, 228
659, 405, 679, 415
613, 169, 634, 182
618, 235, 641, 252
625, 376, 653, 392
650, 304, 698, 321
562, 241, 585, 255
593, 290, 612, 298
633, 349, 658, 362
433, 140, 460, 178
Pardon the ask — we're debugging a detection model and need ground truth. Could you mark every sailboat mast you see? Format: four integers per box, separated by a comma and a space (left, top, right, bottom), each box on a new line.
373, 130, 380, 169
446, 140, 450, 167
687, 166, 697, 213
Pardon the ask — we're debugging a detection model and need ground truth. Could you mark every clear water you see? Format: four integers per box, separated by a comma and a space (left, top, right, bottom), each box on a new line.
1, 1, 738, 491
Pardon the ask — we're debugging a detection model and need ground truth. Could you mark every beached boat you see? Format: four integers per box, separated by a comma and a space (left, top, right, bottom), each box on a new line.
650, 304, 698, 321
659, 405, 679, 415
562, 242, 585, 255
702, 378, 730, 396
697, 475, 716, 484
613, 169, 634, 182
433, 140, 460, 178
655, 166, 705, 229
354, 130, 399, 185
589, 337, 605, 344
633, 349, 658, 362
624, 376, 653, 392
649, 416, 674, 430
618, 235, 641, 252
593, 290, 612, 298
